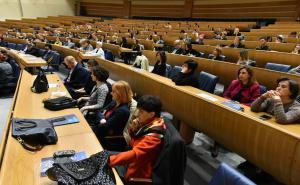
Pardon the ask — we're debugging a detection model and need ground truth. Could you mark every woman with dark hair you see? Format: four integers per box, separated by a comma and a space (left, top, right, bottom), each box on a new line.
223, 66, 260, 106
77, 66, 110, 114
229, 37, 245, 48
109, 95, 166, 181
251, 77, 300, 124
152, 51, 167, 76
208, 46, 223, 61
183, 43, 199, 56
171, 59, 199, 88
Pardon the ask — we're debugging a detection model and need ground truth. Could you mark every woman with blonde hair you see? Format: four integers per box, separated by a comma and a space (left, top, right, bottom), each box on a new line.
93, 80, 133, 140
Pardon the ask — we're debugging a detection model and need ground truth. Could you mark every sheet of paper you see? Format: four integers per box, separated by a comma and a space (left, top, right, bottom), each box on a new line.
197, 93, 218, 102
48, 83, 57, 88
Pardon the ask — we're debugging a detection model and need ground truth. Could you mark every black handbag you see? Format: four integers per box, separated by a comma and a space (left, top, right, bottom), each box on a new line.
46, 151, 116, 185
43, 96, 77, 111
12, 118, 58, 151
31, 69, 49, 93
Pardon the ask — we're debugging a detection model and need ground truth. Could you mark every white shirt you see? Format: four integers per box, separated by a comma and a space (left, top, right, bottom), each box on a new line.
87, 48, 105, 59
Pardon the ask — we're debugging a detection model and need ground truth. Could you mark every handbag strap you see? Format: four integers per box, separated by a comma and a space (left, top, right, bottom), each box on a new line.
15, 120, 37, 131
16, 137, 43, 152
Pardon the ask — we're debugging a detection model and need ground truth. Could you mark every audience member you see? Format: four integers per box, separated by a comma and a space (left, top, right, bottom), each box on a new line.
132, 52, 149, 71
256, 37, 271, 51
109, 95, 166, 181
77, 66, 110, 115
251, 77, 300, 124
223, 66, 260, 106
152, 51, 167, 76
64, 56, 89, 89
171, 59, 199, 88
86, 41, 105, 59
229, 37, 245, 48
237, 49, 256, 66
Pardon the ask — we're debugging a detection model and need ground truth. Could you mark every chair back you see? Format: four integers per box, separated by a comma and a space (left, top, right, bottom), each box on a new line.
198, 71, 219, 93
168, 66, 182, 79
265, 62, 292, 72
152, 120, 186, 185
208, 163, 256, 185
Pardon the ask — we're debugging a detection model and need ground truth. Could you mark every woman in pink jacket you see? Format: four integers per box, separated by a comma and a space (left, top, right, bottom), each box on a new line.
223, 66, 260, 106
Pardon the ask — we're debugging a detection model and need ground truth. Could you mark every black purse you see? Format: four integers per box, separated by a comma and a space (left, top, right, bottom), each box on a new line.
12, 118, 58, 151
43, 96, 77, 111
31, 69, 49, 93
46, 151, 116, 185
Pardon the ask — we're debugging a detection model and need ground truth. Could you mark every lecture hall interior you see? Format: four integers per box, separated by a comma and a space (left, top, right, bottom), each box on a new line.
0, 0, 300, 184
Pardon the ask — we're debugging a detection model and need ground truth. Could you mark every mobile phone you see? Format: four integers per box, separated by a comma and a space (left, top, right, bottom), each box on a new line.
259, 114, 272, 121
53, 150, 75, 158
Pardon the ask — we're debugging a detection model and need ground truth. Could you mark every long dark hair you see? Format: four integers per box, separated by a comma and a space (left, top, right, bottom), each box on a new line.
237, 66, 256, 86
156, 51, 166, 64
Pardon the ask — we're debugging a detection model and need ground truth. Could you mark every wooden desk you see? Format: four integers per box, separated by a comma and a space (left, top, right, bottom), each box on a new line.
79, 52, 97, 60
143, 50, 300, 92
0, 71, 123, 185
192, 44, 300, 68
0, 47, 47, 69
95, 58, 300, 185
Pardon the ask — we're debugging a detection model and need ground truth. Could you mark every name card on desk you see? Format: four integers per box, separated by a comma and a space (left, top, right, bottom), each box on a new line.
197, 93, 218, 102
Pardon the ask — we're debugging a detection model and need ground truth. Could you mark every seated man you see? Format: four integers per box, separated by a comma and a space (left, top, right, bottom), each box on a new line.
25, 43, 39, 57
251, 77, 300, 124
64, 37, 75, 49
256, 37, 271, 51
64, 56, 89, 90
0, 52, 13, 84
109, 95, 166, 181
229, 37, 245, 48
42, 44, 53, 62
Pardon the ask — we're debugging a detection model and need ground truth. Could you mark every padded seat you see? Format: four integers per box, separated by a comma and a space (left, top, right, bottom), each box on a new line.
7, 43, 16, 50
265, 63, 292, 72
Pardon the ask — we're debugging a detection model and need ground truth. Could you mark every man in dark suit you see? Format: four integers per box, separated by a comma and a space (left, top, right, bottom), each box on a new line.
64, 56, 89, 91
25, 43, 39, 57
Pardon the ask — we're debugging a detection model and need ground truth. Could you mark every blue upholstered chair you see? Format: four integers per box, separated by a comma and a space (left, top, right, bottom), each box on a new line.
7, 43, 16, 50
209, 163, 256, 185
198, 71, 219, 93
168, 66, 182, 79
265, 63, 292, 72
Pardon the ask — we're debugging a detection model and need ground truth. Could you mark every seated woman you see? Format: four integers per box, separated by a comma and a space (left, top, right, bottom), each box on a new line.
251, 77, 300, 124
77, 66, 110, 115
152, 51, 167, 76
54, 37, 62, 46
229, 37, 245, 48
171, 59, 199, 88
93, 81, 132, 139
223, 66, 260, 106
132, 51, 149, 71
109, 95, 166, 181
236, 49, 256, 66
183, 43, 199, 56
291, 44, 300, 54
208, 46, 224, 61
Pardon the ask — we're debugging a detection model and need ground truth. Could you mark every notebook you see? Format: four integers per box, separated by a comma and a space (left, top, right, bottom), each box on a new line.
47, 114, 80, 126
221, 101, 244, 111
40, 151, 87, 177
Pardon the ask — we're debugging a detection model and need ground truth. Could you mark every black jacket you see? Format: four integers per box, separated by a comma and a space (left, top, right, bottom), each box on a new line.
97, 101, 130, 137
152, 119, 186, 185
84, 73, 96, 95
172, 72, 199, 88
152, 62, 166, 76
64, 63, 89, 89
25, 47, 39, 57
229, 43, 245, 48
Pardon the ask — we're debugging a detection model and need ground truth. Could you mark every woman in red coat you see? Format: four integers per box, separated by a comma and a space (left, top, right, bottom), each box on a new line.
223, 66, 260, 106
109, 95, 166, 181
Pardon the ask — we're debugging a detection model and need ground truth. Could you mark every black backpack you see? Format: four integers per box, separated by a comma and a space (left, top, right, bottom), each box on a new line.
43, 97, 77, 111
31, 69, 49, 93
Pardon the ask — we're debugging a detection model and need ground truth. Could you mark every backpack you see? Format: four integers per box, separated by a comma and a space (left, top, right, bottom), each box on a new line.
43, 97, 77, 111
31, 69, 49, 93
